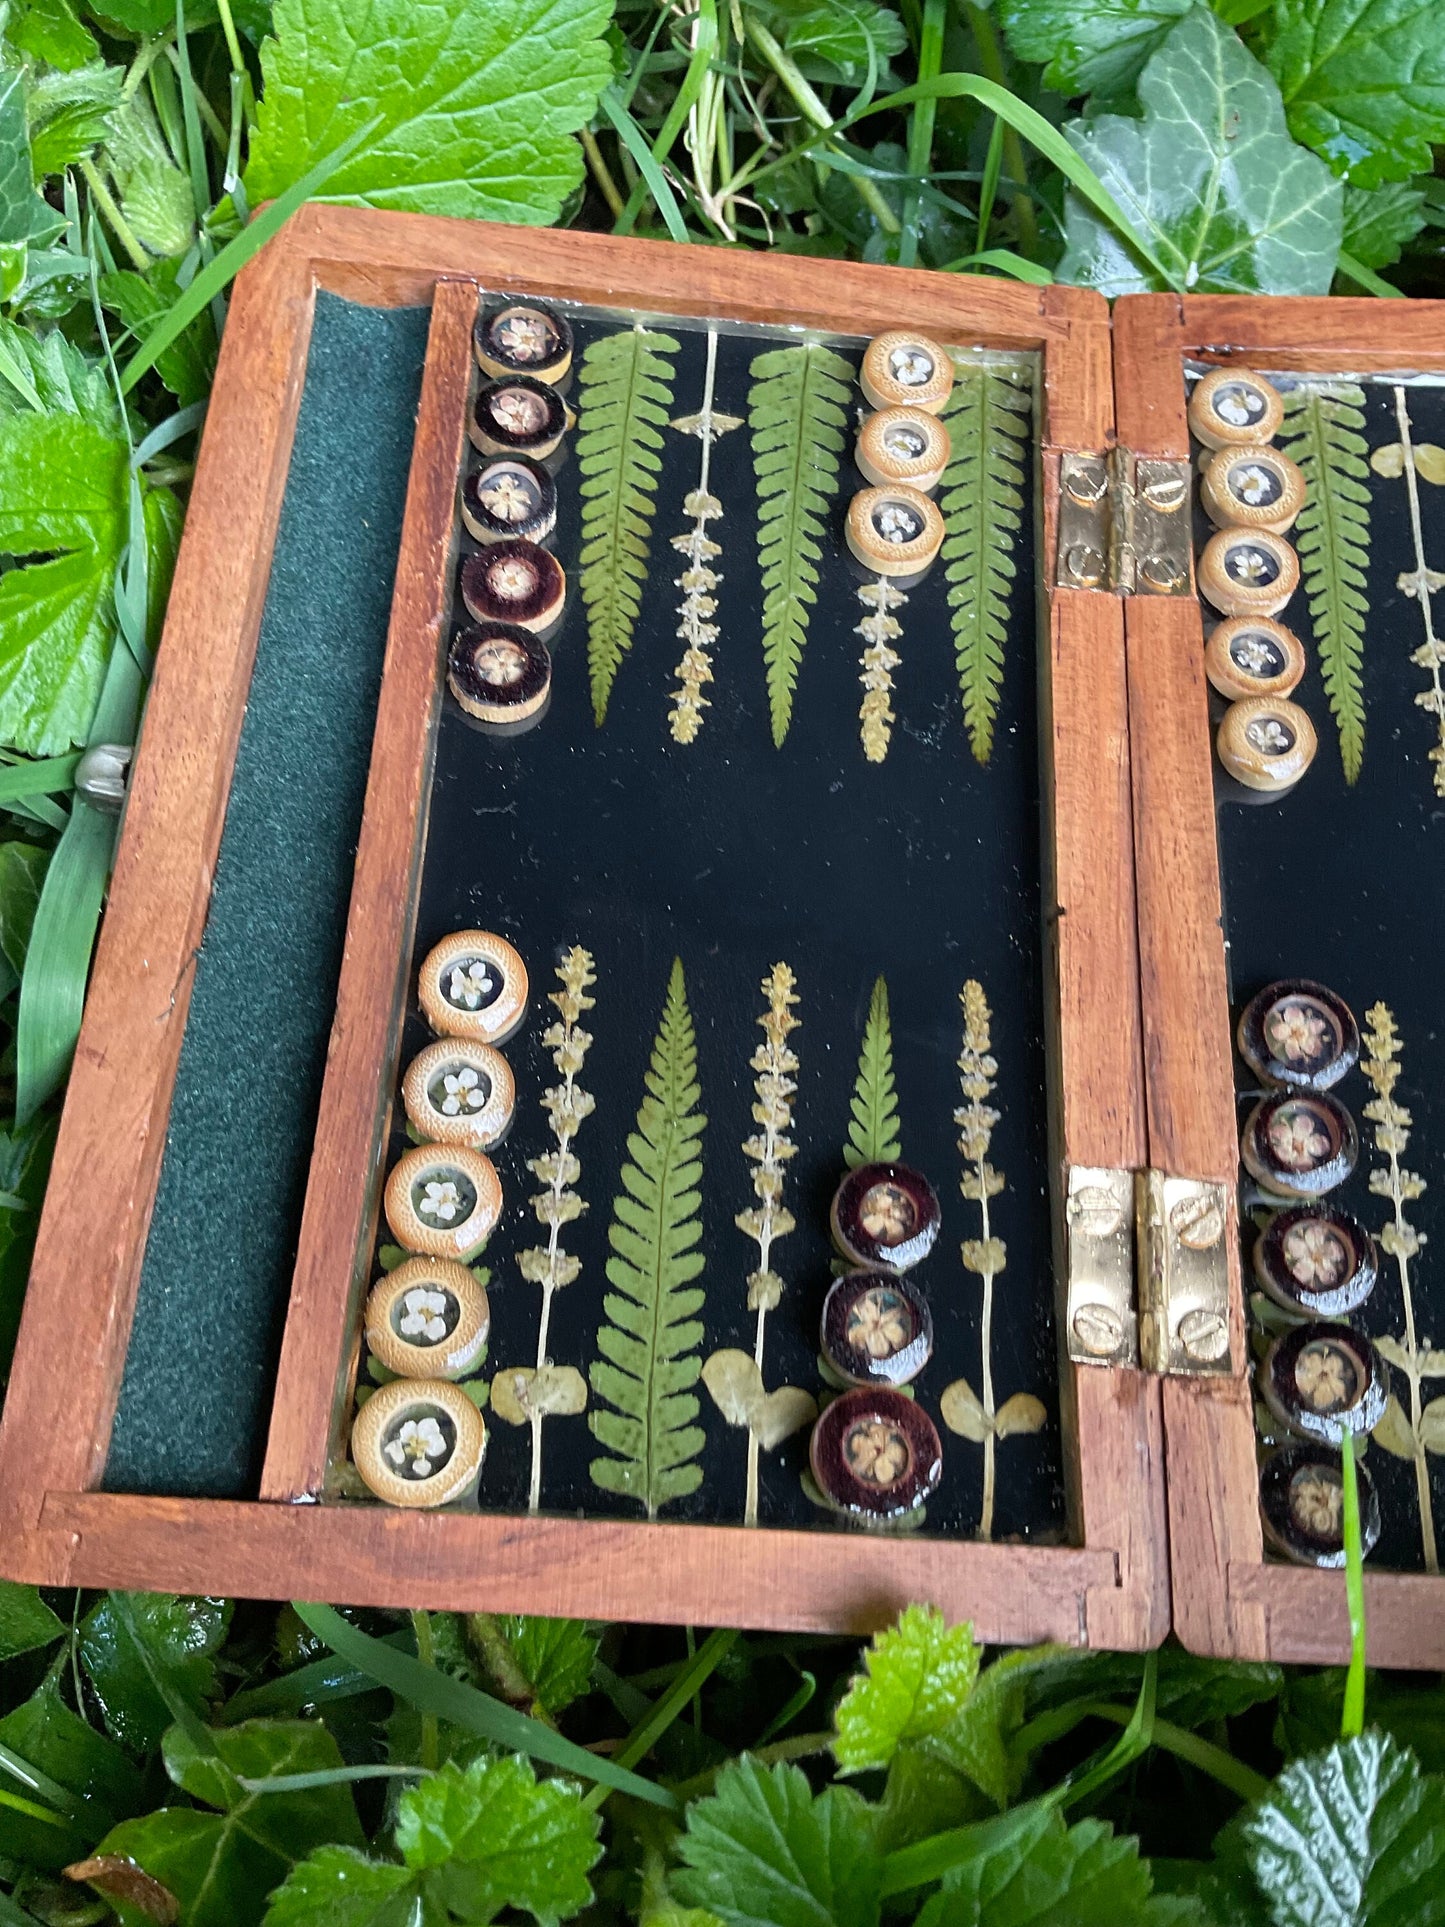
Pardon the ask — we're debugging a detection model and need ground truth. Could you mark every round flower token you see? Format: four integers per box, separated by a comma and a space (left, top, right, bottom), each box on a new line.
830, 1162, 941, 1271
470, 377, 569, 461
461, 456, 557, 545
856, 407, 951, 491
1241, 1090, 1358, 1199
1201, 444, 1306, 534
473, 301, 573, 385
417, 930, 527, 1044
860, 332, 954, 413
1216, 697, 1317, 793
384, 1145, 501, 1259
365, 1256, 490, 1379
1187, 368, 1284, 450
1203, 618, 1306, 702
809, 1386, 942, 1519
1253, 1204, 1378, 1319
1259, 1441, 1380, 1568
460, 538, 565, 633
1261, 1322, 1388, 1445
1198, 528, 1300, 619
352, 1377, 487, 1508
821, 1270, 934, 1388
1237, 979, 1358, 1092
845, 485, 945, 576
447, 623, 552, 731
402, 1038, 515, 1150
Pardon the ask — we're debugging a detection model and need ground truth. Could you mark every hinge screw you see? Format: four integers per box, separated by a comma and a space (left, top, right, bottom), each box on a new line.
1178, 1307, 1229, 1362
1072, 1303, 1124, 1357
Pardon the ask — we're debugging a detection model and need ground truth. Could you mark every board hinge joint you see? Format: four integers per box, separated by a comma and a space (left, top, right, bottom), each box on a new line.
1055, 448, 1193, 598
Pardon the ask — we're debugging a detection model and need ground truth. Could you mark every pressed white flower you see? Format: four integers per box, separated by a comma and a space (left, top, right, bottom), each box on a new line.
479, 474, 535, 523
400, 1287, 450, 1341
448, 961, 495, 1010
876, 503, 919, 543
1234, 635, 1275, 674
889, 346, 934, 387
1216, 386, 1260, 427
441, 1067, 485, 1116
420, 1179, 461, 1222
384, 1415, 447, 1478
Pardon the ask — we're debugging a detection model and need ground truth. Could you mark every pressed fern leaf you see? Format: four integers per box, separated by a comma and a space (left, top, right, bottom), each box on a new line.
589, 957, 708, 1518
939, 369, 1030, 764
576, 326, 681, 725
1279, 384, 1371, 783
844, 975, 901, 1169
748, 343, 853, 746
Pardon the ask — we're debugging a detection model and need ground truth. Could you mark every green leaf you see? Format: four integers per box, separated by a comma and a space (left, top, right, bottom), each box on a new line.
0, 317, 115, 424
264, 1847, 420, 1927
101, 92, 194, 258
996, 0, 1191, 97
99, 267, 215, 406
469, 1616, 599, 1721
771, 0, 908, 85
1339, 181, 1428, 269
747, 342, 852, 747
0, 61, 50, 304
1257, 0, 1445, 189
589, 958, 709, 1518
0, 1583, 62, 1661
0, 1114, 55, 1379
78, 1593, 233, 1753
834, 1606, 980, 1774
95, 1720, 362, 1927
26, 60, 122, 175
914, 1808, 1180, 1926
269, 1758, 600, 1927
8, 0, 99, 69
245, 0, 612, 224
1055, 6, 1343, 296
674, 1757, 884, 1927
1244, 1732, 1445, 1927
574, 326, 680, 725
844, 976, 901, 1170
0, 840, 46, 999
939, 367, 1029, 763
0, 1662, 140, 1872
1278, 383, 1371, 783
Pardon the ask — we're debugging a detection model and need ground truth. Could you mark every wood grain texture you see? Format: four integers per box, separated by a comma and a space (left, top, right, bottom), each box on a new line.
0, 233, 318, 1530
28, 1491, 1117, 1642
1181, 296, 1445, 374
1230, 1561, 1445, 1668
1163, 1375, 1267, 1659
259, 280, 476, 1502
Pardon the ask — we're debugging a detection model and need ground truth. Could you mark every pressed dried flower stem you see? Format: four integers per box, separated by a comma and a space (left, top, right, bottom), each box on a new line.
957, 980, 1006, 1541
1363, 1002, 1438, 1572
857, 576, 906, 763
1391, 386, 1445, 795
669, 329, 738, 743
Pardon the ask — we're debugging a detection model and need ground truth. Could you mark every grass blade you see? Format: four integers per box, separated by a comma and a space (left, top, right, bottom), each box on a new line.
941, 247, 1053, 284
1335, 249, 1404, 298
292, 1603, 678, 1810
120, 113, 383, 394
899, 0, 946, 268
583, 1628, 737, 1810
600, 88, 689, 245
1340, 1429, 1367, 1737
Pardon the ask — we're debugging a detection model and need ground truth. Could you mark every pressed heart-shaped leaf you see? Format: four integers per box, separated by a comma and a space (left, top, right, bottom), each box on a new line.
834, 1604, 980, 1773
674, 1758, 884, 1927
492, 1364, 588, 1424
1419, 1397, 1445, 1453
1257, 0, 1445, 189
941, 1377, 989, 1442
1245, 1732, 1445, 1926
994, 1393, 1047, 1439
997, 0, 1191, 98
751, 1385, 816, 1451
1370, 1394, 1417, 1458
1056, 7, 1342, 297
245, 0, 613, 225
701, 1349, 763, 1427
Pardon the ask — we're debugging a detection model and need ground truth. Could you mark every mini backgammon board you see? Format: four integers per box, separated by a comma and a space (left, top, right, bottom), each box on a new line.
0, 208, 1440, 1663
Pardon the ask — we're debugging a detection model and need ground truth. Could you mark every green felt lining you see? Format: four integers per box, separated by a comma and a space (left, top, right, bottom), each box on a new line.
104, 293, 431, 1498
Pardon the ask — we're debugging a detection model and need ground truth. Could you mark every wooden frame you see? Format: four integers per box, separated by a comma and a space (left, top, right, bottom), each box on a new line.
1118, 293, 1445, 1668
0, 205, 1164, 1644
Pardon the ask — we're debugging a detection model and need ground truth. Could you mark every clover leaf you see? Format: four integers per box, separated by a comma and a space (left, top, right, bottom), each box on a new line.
245, 0, 613, 225
1056, 6, 1342, 297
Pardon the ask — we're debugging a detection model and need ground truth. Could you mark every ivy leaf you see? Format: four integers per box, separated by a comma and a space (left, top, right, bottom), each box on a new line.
748, 342, 852, 746
574, 326, 680, 724
0, 1661, 139, 1872
96, 1720, 363, 1927
940, 367, 1029, 762
589, 957, 709, 1518
1257, 0, 1445, 189
270, 1757, 601, 1927
844, 975, 901, 1170
674, 1758, 884, 1927
78, 1593, 233, 1753
246, 0, 612, 224
1278, 383, 1371, 783
996, 0, 1191, 97
916, 1808, 1183, 1926
0, 1580, 62, 1660
0, 56, 63, 301
834, 1605, 980, 1774
1056, 6, 1343, 297
1340, 181, 1428, 269
1244, 1732, 1445, 1926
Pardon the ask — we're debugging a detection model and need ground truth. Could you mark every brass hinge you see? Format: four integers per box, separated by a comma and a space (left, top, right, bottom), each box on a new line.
1064, 1166, 1232, 1376
1055, 448, 1193, 597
